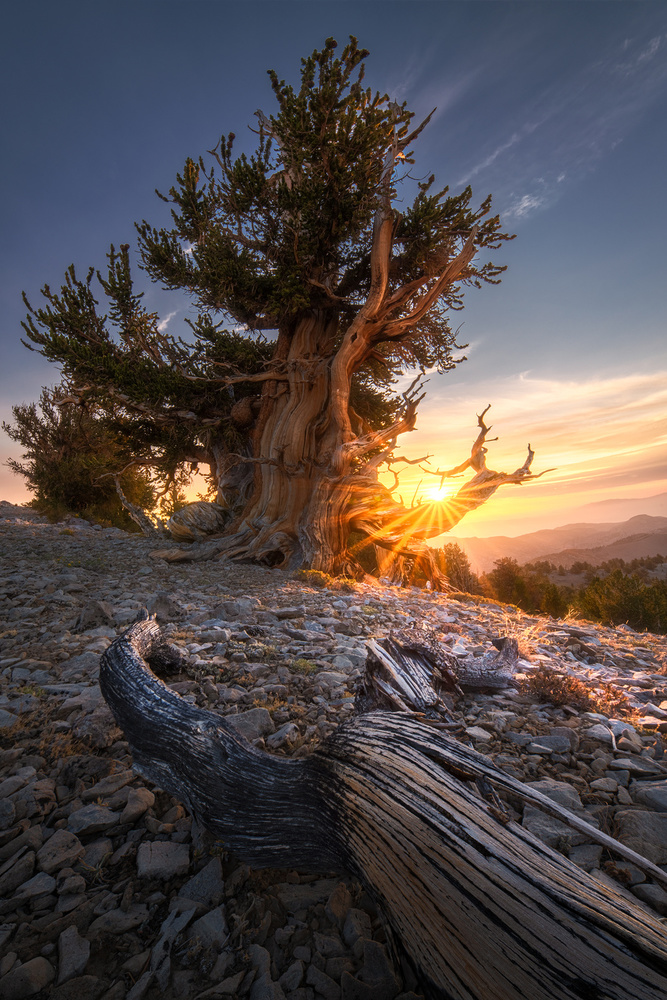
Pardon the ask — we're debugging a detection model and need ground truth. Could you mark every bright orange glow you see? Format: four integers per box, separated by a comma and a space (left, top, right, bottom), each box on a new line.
422, 483, 458, 503
185, 470, 213, 503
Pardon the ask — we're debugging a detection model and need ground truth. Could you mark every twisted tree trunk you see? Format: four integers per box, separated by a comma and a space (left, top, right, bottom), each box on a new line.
100, 619, 667, 1000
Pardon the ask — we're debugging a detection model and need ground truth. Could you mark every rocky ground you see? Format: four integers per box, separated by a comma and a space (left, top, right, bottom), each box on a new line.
1, 499, 667, 1000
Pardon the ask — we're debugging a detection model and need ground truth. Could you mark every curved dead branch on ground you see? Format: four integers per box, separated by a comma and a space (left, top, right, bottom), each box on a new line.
101, 618, 667, 1000
112, 476, 165, 538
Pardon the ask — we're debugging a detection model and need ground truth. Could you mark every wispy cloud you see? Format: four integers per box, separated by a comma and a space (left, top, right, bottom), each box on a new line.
505, 192, 546, 220
458, 122, 542, 187
425, 70, 481, 124
616, 34, 663, 76
157, 310, 178, 333
452, 27, 667, 221
384, 51, 428, 104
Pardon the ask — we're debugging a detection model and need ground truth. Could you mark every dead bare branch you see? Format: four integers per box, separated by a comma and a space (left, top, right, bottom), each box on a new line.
341, 375, 427, 462
112, 476, 165, 538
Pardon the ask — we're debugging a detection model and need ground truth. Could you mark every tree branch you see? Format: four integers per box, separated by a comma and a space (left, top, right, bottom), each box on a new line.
113, 476, 165, 537
102, 389, 226, 428
377, 226, 479, 340
340, 376, 427, 462
180, 369, 289, 387
356, 152, 395, 323
306, 277, 347, 303
340, 110, 433, 338
349, 407, 553, 543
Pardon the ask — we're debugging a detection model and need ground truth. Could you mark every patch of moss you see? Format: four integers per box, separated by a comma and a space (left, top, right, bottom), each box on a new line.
291, 570, 357, 593
292, 569, 330, 588
290, 658, 319, 675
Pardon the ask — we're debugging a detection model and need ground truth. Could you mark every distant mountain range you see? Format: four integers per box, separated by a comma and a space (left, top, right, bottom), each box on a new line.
452, 513, 667, 573
565, 492, 667, 523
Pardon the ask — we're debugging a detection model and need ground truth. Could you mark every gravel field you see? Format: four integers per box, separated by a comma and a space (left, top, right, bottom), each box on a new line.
1, 500, 667, 1000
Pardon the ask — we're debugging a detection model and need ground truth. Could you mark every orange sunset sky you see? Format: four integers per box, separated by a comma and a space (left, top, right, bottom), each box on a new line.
379, 369, 667, 538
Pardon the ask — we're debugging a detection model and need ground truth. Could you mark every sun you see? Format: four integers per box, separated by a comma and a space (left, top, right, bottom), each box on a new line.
423, 483, 457, 503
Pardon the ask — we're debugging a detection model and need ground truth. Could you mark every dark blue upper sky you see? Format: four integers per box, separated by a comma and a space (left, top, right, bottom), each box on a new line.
1, 1, 666, 528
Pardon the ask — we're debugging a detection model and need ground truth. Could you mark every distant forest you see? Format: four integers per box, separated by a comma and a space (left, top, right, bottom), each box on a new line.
437, 545, 667, 635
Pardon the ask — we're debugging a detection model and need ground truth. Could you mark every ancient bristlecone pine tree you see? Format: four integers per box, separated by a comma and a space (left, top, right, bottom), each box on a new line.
21, 38, 546, 581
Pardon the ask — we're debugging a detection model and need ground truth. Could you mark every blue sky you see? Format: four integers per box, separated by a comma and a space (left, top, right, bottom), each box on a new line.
1, 1, 666, 534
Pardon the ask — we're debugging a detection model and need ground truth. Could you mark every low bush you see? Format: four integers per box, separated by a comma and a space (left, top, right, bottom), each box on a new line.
519, 665, 594, 710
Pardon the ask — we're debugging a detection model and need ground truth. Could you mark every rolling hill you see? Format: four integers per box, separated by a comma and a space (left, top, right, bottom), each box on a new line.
452, 515, 667, 573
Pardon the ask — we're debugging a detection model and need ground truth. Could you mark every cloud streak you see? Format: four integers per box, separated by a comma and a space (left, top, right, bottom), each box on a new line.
457, 121, 542, 187
451, 24, 667, 220
157, 310, 178, 333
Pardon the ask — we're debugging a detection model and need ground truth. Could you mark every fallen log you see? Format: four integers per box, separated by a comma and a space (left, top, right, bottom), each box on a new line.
100, 618, 667, 1000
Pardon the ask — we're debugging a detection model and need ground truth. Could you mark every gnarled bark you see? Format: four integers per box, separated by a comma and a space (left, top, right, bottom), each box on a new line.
222, 230, 549, 578
101, 618, 667, 1000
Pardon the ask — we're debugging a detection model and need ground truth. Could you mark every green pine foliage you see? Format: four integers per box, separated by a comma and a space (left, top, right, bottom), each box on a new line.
20, 247, 274, 451
17, 38, 512, 491
438, 542, 485, 594
3, 387, 155, 530
575, 569, 667, 634
479, 555, 667, 633
485, 557, 536, 608
137, 39, 508, 331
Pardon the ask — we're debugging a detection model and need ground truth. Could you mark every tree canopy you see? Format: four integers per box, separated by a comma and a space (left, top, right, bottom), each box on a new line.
15, 37, 545, 583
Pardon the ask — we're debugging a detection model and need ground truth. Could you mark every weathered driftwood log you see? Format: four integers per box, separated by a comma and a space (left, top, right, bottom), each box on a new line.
100, 619, 667, 1000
